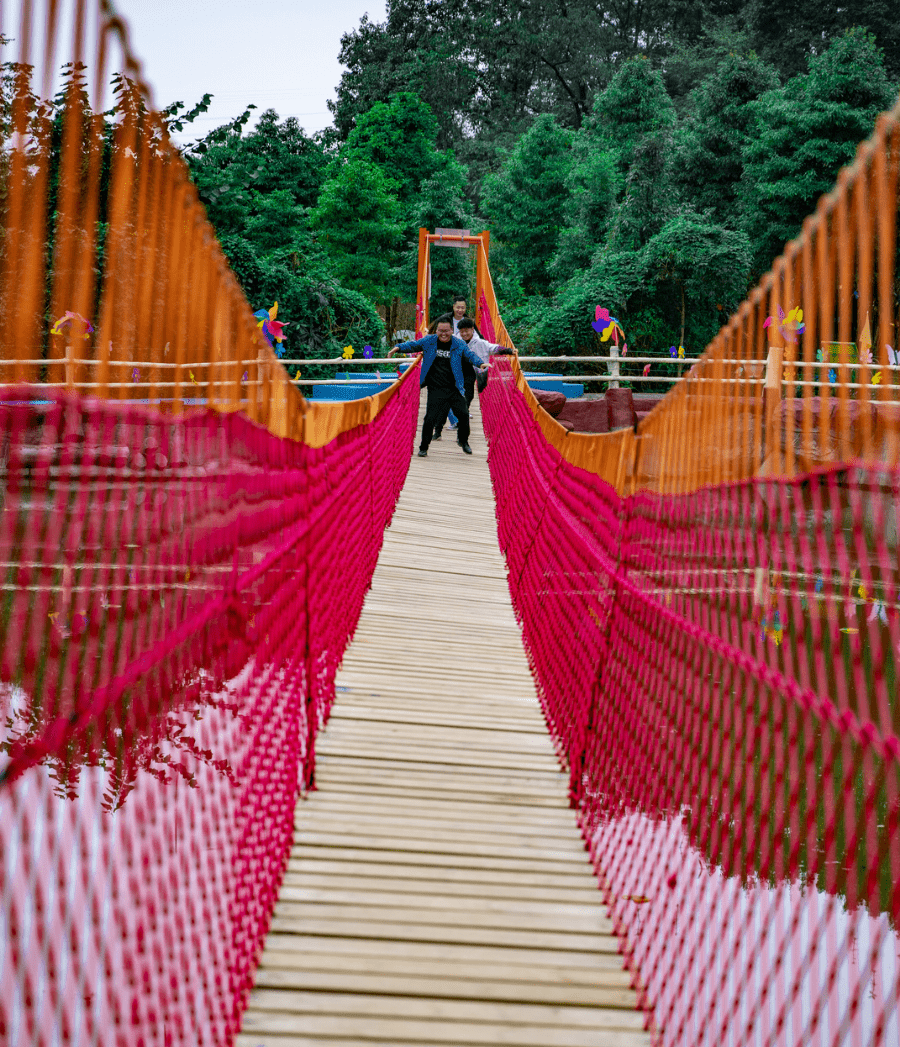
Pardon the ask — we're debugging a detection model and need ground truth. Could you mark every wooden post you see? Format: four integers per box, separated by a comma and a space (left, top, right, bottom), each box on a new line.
474, 230, 490, 333
608, 342, 620, 390
416, 228, 429, 338
759, 344, 783, 475
65, 341, 75, 391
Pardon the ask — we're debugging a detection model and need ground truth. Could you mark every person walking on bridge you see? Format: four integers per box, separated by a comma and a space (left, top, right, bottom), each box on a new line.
394, 314, 486, 458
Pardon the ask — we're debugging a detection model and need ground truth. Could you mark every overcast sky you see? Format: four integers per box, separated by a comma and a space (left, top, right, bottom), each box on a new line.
114, 0, 387, 142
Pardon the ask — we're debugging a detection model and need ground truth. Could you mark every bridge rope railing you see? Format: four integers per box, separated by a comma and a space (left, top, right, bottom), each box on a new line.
478, 92, 900, 1046
0, 2, 420, 1043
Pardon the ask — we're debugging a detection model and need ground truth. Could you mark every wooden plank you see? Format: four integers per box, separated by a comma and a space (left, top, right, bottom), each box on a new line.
272, 899, 614, 936
314, 742, 562, 773
279, 873, 605, 904
251, 967, 637, 1009
244, 989, 647, 1028
261, 933, 629, 969
264, 917, 621, 953
294, 813, 587, 845
296, 790, 575, 823
284, 859, 600, 890
288, 846, 598, 877
256, 950, 633, 989
292, 831, 588, 864
238, 1013, 651, 1047
277, 886, 608, 921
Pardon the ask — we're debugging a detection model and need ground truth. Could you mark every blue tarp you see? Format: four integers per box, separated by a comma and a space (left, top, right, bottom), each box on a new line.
309, 368, 583, 401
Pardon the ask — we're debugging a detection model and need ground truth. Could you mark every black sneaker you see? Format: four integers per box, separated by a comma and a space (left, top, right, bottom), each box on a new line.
460, 443, 473, 455
417, 448, 428, 457
432, 432, 442, 440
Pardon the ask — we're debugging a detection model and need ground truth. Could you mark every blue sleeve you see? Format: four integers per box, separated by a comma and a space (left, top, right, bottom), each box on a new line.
397, 336, 428, 353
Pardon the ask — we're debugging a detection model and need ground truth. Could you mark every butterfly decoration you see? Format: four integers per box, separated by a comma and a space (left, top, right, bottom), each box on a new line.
828, 369, 837, 384
241, 371, 249, 382
131, 368, 140, 383
887, 345, 899, 366
872, 371, 882, 385
189, 371, 198, 385
592, 307, 627, 355
253, 301, 289, 351
363, 345, 374, 359
50, 311, 94, 339
342, 345, 355, 359
868, 601, 888, 625
763, 306, 805, 344
643, 364, 652, 377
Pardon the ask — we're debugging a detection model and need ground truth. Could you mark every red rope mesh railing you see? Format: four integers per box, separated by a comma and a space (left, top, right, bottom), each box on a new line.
479, 88, 900, 1046
0, 0, 422, 1042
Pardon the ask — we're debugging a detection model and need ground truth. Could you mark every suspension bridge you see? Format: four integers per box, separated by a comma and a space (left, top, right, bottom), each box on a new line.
2, 3, 900, 1046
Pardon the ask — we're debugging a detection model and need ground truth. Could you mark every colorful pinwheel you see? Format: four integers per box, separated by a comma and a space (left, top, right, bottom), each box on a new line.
363, 345, 374, 359
760, 609, 783, 646
253, 301, 289, 352
592, 307, 627, 354
763, 306, 805, 344
50, 311, 94, 339
342, 345, 354, 360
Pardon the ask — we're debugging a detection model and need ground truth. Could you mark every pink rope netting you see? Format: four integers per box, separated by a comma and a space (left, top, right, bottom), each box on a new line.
0, 372, 420, 1044
481, 355, 900, 1047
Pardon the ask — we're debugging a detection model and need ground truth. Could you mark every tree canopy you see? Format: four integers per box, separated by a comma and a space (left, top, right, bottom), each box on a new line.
169, 4, 899, 366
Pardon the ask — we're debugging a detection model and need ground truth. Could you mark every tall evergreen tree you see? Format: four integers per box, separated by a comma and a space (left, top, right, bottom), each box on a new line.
481, 114, 573, 296
588, 57, 677, 176
342, 92, 445, 219
400, 156, 474, 310
673, 52, 780, 227
309, 159, 403, 303
740, 27, 896, 273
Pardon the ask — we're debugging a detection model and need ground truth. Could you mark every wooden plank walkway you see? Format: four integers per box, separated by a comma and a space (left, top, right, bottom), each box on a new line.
238, 397, 649, 1047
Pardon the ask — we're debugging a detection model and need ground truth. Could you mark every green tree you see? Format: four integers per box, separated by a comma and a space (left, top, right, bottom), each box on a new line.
606, 131, 675, 253
328, 0, 694, 147
642, 209, 752, 348
520, 210, 750, 358
588, 57, 676, 176
399, 155, 474, 311
552, 145, 621, 278
747, 0, 900, 81
186, 108, 328, 237
481, 114, 573, 296
740, 28, 896, 273
342, 92, 445, 218
219, 234, 383, 361
673, 52, 780, 226
309, 159, 403, 303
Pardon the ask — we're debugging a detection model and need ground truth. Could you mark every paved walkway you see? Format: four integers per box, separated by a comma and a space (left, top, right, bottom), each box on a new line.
238, 398, 649, 1047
